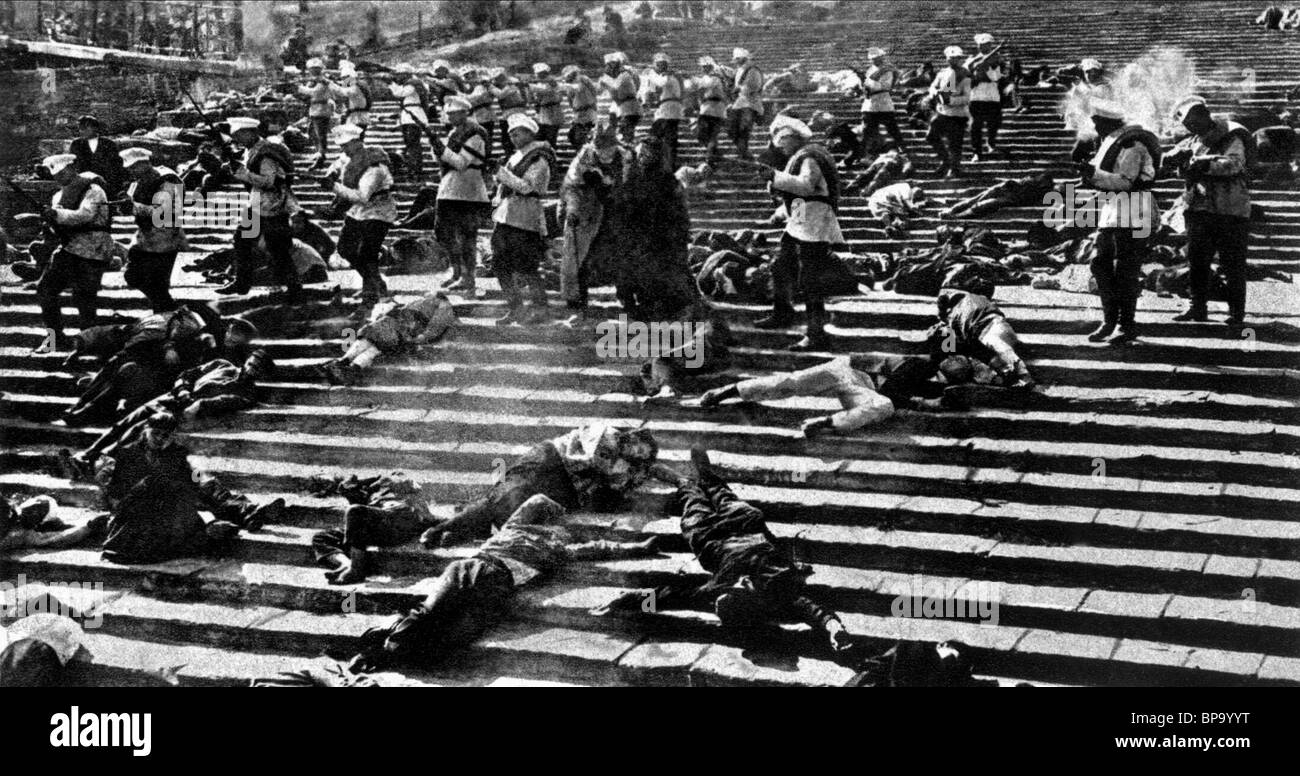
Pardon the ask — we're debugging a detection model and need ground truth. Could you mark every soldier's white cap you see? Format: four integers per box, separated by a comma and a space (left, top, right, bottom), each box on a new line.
394, 63, 416, 75
119, 147, 153, 167
338, 60, 357, 77
305, 57, 324, 70
1080, 58, 1104, 72
769, 113, 812, 141
1173, 95, 1209, 122
561, 64, 582, 77
487, 66, 507, 79
973, 33, 995, 45
604, 51, 626, 64
283, 65, 301, 76
226, 116, 262, 134
506, 113, 539, 134
1090, 100, 1124, 120
944, 45, 965, 58
698, 55, 717, 67
41, 153, 77, 175
331, 123, 364, 145
444, 95, 472, 113
431, 59, 452, 72
732, 47, 750, 60
653, 52, 671, 64
867, 47, 886, 58
533, 62, 551, 74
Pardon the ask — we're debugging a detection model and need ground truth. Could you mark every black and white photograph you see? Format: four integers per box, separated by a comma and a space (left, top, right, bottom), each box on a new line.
0, 0, 1293, 745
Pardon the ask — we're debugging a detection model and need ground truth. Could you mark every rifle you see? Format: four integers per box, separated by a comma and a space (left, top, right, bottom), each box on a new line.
401, 107, 499, 174
3, 176, 69, 242
966, 44, 1005, 74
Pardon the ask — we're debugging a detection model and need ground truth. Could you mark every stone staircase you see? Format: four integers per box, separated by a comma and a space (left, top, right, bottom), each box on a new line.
1, 0, 1298, 686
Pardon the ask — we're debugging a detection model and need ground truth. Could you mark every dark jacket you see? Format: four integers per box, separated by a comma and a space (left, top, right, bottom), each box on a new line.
70, 136, 125, 195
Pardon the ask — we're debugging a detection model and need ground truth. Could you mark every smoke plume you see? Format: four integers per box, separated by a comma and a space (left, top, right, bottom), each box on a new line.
1060, 46, 1199, 140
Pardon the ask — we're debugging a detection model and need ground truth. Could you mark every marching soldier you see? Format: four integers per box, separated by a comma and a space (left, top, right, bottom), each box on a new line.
493, 69, 530, 154
1078, 101, 1160, 344
693, 56, 730, 162
336, 60, 372, 131
219, 117, 301, 301
563, 64, 600, 149
966, 33, 1005, 161
926, 45, 972, 177
298, 57, 345, 170
1169, 96, 1253, 326
491, 114, 555, 325
323, 123, 397, 308
530, 62, 565, 148
644, 52, 685, 170
120, 147, 187, 313
859, 47, 905, 151
754, 115, 844, 351
34, 154, 114, 352
384, 64, 429, 178
600, 51, 641, 145
429, 95, 492, 293
728, 47, 765, 160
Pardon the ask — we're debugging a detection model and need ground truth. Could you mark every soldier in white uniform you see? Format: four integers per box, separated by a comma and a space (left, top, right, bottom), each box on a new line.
491, 114, 555, 325
563, 64, 600, 149
385, 64, 429, 178
530, 62, 565, 148
966, 33, 1005, 161
926, 45, 972, 177
326, 123, 398, 307
35, 153, 113, 351
429, 95, 492, 293
643, 52, 685, 170
859, 46, 905, 150
692, 55, 730, 162
728, 47, 765, 160
600, 51, 641, 145
754, 115, 844, 351
1079, 101, 1159, 344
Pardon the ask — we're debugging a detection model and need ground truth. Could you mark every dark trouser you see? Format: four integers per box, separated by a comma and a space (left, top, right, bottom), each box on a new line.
338, 217, 391, 303
698, 114, 724, 159
566, 255, 591, 310
498, 120, 515, 154
311, 500, 423, 563
537, 123, 560, 147
728, 107, 758, 157
433, 442, 578, 543
401, 124, 424, 176
969, 101, 1002, 151
568, 121, 594, 150
926, 114, 968, 168
233, 212, 299, 291
124, 247, 178, 313
650, 118, 681, 169
772, 234, 831, 338
37, 249, 105, 339
1091, 227, 1142, 330
616, 113, 641, 145
862, 110, 906, 149
490, 222, 548, 312
435, 200, 484, 285
679, 478, 772, 572
65, 359, 166, 427
310, 115, 332, 159
195, 471, 259, 527
375, 555, 515, 663
1185, 211, 1250, 319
